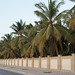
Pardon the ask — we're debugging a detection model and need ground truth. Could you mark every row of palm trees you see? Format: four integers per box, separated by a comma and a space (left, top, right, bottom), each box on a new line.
0, 0, 75, 58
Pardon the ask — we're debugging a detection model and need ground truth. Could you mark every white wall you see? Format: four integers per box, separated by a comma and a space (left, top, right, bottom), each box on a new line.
19, 59, 22, 67
12, 59, 14, 66
15, 59, 18, 66
23, 59, 26, 67
0, 55, 74, 72
41, 59, 47, 68
3, 60, 4, 65
9, 60, 11, 66
5, 60, 7, 65
61, 59, 71, 70
34, 59, 39, 68
7, 59, 9, 65
50, 59, 58, 69
28, 59, 32, 67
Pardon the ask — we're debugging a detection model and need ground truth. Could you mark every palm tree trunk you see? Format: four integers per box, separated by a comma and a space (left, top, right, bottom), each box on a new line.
49, 37, 54, 57
56, 46, 59, 55
59, 40, 63, 52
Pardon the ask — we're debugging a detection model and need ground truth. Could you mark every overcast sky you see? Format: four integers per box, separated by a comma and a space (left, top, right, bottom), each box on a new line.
0, 0, 75, 39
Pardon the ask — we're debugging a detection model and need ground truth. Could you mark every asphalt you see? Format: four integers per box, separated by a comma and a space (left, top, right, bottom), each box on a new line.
0, 65, 75, 75
0, 69, 24, 75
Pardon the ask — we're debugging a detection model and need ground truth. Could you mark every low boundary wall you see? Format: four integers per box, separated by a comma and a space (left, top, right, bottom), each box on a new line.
0, 54, 75, 72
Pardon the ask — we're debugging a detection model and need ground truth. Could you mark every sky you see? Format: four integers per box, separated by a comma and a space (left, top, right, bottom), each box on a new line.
0, 0, 75, 39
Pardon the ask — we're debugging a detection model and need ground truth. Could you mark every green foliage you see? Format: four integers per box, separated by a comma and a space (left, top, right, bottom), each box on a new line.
0, 0, 75, 58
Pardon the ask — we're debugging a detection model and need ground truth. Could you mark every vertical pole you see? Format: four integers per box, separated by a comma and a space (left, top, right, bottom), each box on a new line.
32, 57, 34, 68
2, 59, 3, 65
6, 59, 7, 66
11, 59, 12, 66
4, 59, 5, 65
39, 56, 41, 69
10, 59, 12, 66
47, 56, 50, 69
18, 58, 19, 67
58, 55, 61, 70
14, 58, 15, 66
26, 58, 28, 68
72, 53, 75, 72
21, 58, 23, 67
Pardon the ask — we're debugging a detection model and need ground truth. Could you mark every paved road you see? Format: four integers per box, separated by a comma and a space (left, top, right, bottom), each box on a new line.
0, 69, 24, 75
0, 65, 75, 75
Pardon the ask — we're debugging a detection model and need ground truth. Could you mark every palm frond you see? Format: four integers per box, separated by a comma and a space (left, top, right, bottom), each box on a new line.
63, 5, 75, 26
35, 3, 45, 13
34, 11, 48, 21
56, 25, 74, 43
46, 24, 53, 40
30, 44, 36, 57
53, 10, 69, 22
24, 42, 31, 49
35, 2, 48, 11
32, 28, 46, 46
56, 1, 64, 10
28, 25, 38, 37
10, 24, 18, 32
69, 11, 75, 29
64, 5, 75, 17
39, 31, 47, 56
53, 26, 61, 41
26, 46, 32, 57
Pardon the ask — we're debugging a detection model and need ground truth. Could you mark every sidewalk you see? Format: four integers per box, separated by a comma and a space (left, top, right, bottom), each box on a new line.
0, 65, 75, 75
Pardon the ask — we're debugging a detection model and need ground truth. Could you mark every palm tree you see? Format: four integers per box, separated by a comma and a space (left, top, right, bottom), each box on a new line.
63, 5, 75, 28
69, 11, 75, 31
63, 5, 75, 53
0, 34, 18, 58
18, 23, 33, 57
10, 19, 26, 38
10, 20, 27, 57
69, 10, 75, 53
27, 0, 73, 57
10, 21, 34, 57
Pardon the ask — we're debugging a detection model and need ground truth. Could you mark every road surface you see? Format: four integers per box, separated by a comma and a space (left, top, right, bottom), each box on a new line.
0, 65, 75, 75
0, 69, 24, 75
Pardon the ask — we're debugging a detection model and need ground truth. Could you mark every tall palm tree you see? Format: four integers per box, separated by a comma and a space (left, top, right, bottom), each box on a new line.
27, 0, 73, 57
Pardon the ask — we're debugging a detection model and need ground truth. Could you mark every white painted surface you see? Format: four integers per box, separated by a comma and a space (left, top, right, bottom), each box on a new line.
5, 60, 6, 65
19, 59, 22, 66
15, 59, 18, 66
3, 60, 4, 65
28, 59, 32, 67
7, 60, 9, 65
23, 59, 26, 67
50, 59, 58, 69
0, 60, 2, 64
41, 59, 47, 68
61, 59, 71, 70
9, 60, 11, 66
12, 59, 14, 66
34, 60, 39, 68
